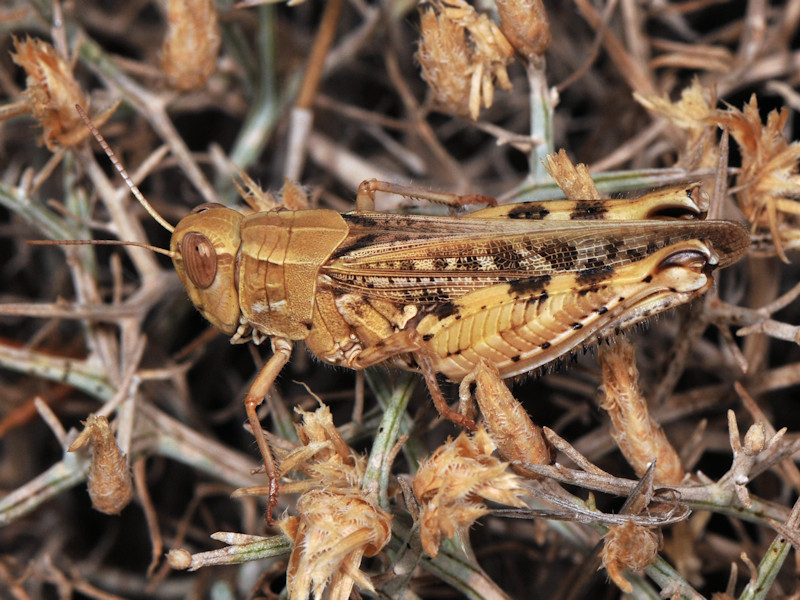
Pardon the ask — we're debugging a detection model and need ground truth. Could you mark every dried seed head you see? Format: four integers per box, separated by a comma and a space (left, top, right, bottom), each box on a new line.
274, 405, 390, 600
416, 0, 514, 120
712, 96, 800, 262
412, 427, 529, 557
234, 168, 281, 212
544, 149, 602, 200
635, 80, 719, 169
68, 415, 133, 515
279, 489, 391, 600
495, 0, 550, 62
10, 37, 88, 149
417, 6, 471, 117
601, 521, 661, 593
470, 361, 553, 476
161, 0, 221, 91
598, 337, 685, 485
743, 423, 766, 456
280, 178, 312, 211
166, 548, 193, 570
277, 404, 365, 494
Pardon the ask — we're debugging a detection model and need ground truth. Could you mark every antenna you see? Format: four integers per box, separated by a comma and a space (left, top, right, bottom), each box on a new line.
28, 238, 177, 259
75, 104, 175, 234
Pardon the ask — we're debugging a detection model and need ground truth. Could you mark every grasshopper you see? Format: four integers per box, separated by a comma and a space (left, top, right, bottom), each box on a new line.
69, 107, 749, 522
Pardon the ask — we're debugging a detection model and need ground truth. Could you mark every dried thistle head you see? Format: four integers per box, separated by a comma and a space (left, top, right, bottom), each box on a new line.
635, 79, 719, 169
275, 404, 390, 600
598, 337, 684, 485
601, 521, 661, 593
10, 37, 91, 149
416, 0, 514, 120
468, 361, 552, 476
277, 403, 365, 494
712, 96, 800, 262
279, 489, 391, 600
161, 0, 221, 91
412, 427, 529, 557
495, 0, 550, 62
68, 415, 133, 515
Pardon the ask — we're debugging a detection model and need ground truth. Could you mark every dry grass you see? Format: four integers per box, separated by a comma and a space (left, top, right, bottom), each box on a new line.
1, 0, 800, 598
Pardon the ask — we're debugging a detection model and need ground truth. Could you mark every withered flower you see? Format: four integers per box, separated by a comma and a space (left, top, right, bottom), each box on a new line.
598, 337, 684, 485
280, 490, 391, 600
544, 148, 602, 200
635, 79, 719, 169
712, 96, 800, 262
495, 0, 550, 62
10, 37, 98, 149
276, 405, 391, 600
468, 361, 552, 476
412, 427, 529, 557
417, 0, 514, 120
601, 521, 661, 593
68, 415, 133, 515
161, 0, 221, 91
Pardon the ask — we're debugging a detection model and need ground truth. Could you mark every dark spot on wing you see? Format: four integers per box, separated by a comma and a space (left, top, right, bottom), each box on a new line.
508, 274, 551, 297
571, 201, 608, 219
432, 301, 459, 319
349, 233, 379, 250
508, 203, 550, 220
576, 265, 614, 285
341, 213, 374, 227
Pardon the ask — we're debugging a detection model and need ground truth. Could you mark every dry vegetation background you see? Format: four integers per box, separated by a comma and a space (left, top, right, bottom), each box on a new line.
1, 0, 800, 599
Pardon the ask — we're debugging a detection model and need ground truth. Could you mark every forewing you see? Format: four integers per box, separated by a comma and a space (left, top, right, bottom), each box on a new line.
321, 212, 748, 305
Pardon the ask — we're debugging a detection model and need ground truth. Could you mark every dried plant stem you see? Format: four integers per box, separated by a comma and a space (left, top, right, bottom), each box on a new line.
526, 60, 553, 182
651, 308, 710, 405
0, 182, 81, 241
77, 36, 216, 205
228, 6, 282, 174
573, 0, 656, 97
284, 0, 345, 180
295, 0, 344, 111
385, 518, 513, 600
168, 534, 292, 571
362, 369, 416, 508
0, 396, 263, 526
509, 166, 705, 201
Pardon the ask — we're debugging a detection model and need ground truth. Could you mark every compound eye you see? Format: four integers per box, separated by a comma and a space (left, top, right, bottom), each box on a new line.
191, 202, 226, 214
182, 232, 217, 289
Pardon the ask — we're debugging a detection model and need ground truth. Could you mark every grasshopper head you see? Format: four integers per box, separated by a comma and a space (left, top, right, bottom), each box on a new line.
171, 204, 244, 336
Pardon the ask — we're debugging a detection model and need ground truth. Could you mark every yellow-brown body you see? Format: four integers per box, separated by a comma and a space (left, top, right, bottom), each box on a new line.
171, 189, 748, 387
168, 182, 749, 520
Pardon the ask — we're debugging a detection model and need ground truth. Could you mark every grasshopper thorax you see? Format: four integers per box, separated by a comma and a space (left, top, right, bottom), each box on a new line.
171, 204, 244, 336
